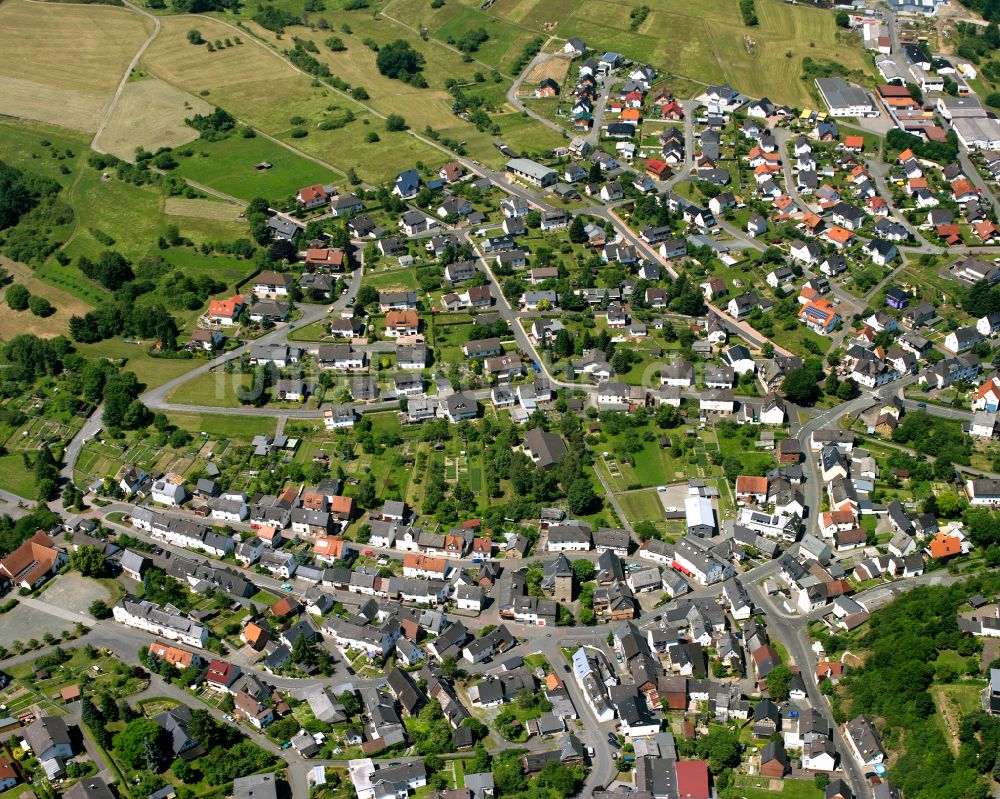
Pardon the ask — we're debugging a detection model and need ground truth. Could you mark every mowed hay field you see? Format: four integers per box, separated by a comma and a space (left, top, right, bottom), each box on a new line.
0, 0, 151, 131
388, 0, 867, 106
143, 17, 445, 183
94, 78, 212, 160
0, 256, 92, 339
241, 18, 564, 168
524, 58, 571, 86
142, 16, 298, 92
164, 198, 244, 222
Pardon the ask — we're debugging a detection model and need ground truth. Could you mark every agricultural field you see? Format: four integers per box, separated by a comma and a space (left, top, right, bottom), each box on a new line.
0, 0, 151, 132
163, 197, 244, 222
142, 15, 298, 93
0, 256, 93, 340
94, 77, 212, 160
389, 0, 868, 107
144, 17, 444, 182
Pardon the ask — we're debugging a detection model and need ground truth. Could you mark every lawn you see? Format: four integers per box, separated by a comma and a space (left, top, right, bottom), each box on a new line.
288, 320, 332, 342
168, 412, 276, 441
165, 370, 252, 408
0, 453, 41, 499
38, 167, 247, 305
767, 323, 833, 357
362, 267, 420, 293
732, 775, 824, 799
618, 489, 666, 525
0, 119, 90, 186
76, 339, 203, 390
632, 439, 669, 487
172, 132, 342, 201
211, 74, 447, 185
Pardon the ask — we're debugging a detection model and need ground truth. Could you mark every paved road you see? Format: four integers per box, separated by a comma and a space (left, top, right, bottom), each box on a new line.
746, 579, 871, 799
507, 51, 570, 139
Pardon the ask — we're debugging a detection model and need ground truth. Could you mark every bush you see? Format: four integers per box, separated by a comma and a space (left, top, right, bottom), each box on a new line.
290, 128, 308, 138
28, 296, 53, 317
366, 131, 380, 143
386, 114, 408, 131
6, 284, 29, 311
187, 29, 204, 45
88, 600, 112, 619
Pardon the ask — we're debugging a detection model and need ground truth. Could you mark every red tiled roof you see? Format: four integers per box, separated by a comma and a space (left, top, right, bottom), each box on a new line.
929, 533, 962, 559
675, 761, 710, 799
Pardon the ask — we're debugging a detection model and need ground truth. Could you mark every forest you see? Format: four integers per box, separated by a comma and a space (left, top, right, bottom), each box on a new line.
838, 573, 1000, 799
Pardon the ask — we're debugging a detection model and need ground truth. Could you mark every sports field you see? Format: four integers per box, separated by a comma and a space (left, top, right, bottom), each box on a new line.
94, 78, 212, 159
0, 0, 151, 131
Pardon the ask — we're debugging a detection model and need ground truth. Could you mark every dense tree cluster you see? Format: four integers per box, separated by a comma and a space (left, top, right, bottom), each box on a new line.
171, 0, 240, 10
840, 575, 1000, 799
0, 160, 70, 265
78, 251, 134, 290
376, 40, 426, 84
887, 127, 959, 164
892, 411, 971, 472
252, 5, 300, 32
185, 107, 237, 140
0, 161, 60, 230
0, 507, 61, 558
780, 358, 826, 406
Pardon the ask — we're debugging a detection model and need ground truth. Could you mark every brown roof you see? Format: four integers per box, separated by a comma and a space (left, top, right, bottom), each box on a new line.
148, 642, 197, 668
386, 310, 419, 328
270, 597, 298, 617
736, 476, 769, 495
60, 685, 80, 702
402, 553, 446, 574
0, 532, 60, 586
441, 162, 465, 181
242, 622, 269, 649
